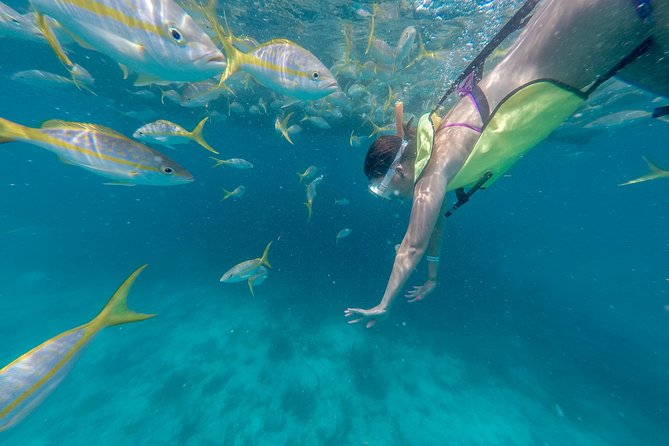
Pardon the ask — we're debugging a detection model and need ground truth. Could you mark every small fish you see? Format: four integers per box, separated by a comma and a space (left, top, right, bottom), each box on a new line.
10, 70, 79, 90
0, 117, 192, 186
583, 110, 651, 129
204, 4, 338, 100
305, 175, 324, 222
287, 124, 302, 136
395, 26, 417, 68
220, 185, 246, 201
301, 116, 331, 130
0, 265, 154, 432
334, 198, 350, 205
133, 117, 218, 154
210, 157, 253, 169
336, 228, 352, 241
619, 157, 669, 186
275, 113, 294, 144
0, 2, 43, 42
180, 80, 225, 108
220, 242, 272, 295
31, 0, 226, 83
369, 38, 396, 66
349, 130, 364, 148
228, 101, 245, 116
297, 165, 318, 183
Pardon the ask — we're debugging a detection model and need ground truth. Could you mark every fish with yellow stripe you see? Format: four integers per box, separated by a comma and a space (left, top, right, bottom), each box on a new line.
202, 3, 338, 100
0, 265, 155, 432
133, 117, 219, 154
0, 117, 193, 186
30, 0, 226, 84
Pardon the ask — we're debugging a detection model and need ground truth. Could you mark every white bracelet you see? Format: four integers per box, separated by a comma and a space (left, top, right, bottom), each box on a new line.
426, 255, 440, 263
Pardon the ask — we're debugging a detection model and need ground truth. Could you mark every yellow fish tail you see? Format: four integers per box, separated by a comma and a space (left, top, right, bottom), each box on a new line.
365, 4, 378, 55
619, 156, 669, 186
202, 2, 241, 87
259, 241, 272, 269
189, 117, 219, 154
210, 157, 227, 168
0, 117, 31, 143
90, 265, 155, 330
275, 113, 294, 145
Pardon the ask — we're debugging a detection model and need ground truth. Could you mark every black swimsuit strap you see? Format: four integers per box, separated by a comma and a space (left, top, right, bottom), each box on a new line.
430, 0, 541, 119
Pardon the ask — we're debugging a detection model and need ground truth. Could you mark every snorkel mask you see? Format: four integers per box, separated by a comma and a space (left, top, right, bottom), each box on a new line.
368, 139, 408, 199
368, 101, 408, 200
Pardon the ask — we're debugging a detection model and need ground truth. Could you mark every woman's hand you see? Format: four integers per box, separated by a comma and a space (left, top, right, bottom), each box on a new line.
344, 305, 389, 328
405, 279, 437, 303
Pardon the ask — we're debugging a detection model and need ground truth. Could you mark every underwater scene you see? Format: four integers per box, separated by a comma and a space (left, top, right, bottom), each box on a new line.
0, 0, 668, 444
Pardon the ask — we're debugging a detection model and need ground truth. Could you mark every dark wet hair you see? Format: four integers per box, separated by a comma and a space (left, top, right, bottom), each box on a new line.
364, 134, 416, 180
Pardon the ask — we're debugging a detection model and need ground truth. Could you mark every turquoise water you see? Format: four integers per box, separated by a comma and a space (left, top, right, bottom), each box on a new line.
1, 1, 668, 445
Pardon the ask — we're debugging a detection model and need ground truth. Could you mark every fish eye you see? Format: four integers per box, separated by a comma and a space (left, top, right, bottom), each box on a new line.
169, 27, 183, 44
311, 71, 320, 80
162, 166, 174, 175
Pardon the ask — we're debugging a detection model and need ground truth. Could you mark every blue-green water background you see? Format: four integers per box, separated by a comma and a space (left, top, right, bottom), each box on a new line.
1, 4, 668, 445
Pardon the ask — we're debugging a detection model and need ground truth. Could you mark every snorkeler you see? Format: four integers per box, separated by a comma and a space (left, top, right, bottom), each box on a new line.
346, 0, 669, 328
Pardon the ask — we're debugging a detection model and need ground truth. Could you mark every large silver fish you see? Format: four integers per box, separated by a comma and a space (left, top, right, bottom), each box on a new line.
0, 117, 193, 186
0, 265, 155, 432
30, 0, 226, 83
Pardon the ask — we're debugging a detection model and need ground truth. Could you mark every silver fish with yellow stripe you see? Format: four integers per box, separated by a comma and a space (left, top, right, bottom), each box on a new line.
0, 117, 193, 186
202, 4, 337, 100
0, 265, 154, 432
133, 117, 218, 154
30, 0, 226, 83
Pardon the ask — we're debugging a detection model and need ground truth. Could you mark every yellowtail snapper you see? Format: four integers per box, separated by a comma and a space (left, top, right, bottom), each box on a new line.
30, 0, 226, 84
0, 117, 193, 186
203, 3, 338, 100
210, 157, 254, 169
220, 185, 246, 201
220, 242, 272, 295
133, 117, 218, 154
0, 265, 155, 432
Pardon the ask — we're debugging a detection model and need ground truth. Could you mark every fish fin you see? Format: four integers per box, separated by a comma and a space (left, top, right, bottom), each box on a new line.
210, 157, 227, 168
275, 113, 294, 144
58, 156, 76, 165
247, 278, 256, 296
619, 156, 669, 186
189, 117, 219, 154
297, 172, 305, 182
40, 120, 130, 139
119, 64, 130, 80
0, 117, 27, 142
133, 74, 166, 87
91, 265, 155, 329
35, 12, 75, 70
258, 241, 272, 269
365, 4, 378, 55
201, 1, 241, 87
103, 182, 136, 187
220, 188, 231, 200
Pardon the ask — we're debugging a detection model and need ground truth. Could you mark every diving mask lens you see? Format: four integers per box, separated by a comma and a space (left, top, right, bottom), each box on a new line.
368, 139, 408, 200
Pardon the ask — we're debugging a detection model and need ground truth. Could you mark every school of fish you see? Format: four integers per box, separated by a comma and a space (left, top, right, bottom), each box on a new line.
1, 0, 667, 434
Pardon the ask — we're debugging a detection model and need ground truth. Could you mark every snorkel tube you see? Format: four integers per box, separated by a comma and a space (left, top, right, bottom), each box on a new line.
395, 101, 404, 139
